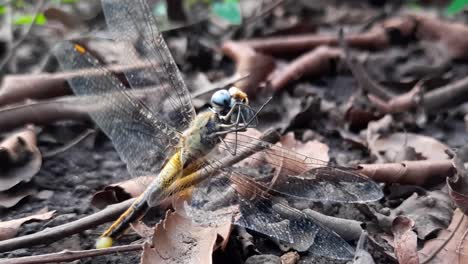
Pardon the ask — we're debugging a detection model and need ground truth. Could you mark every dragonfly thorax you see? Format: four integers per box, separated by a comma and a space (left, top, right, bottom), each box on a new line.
180, 111, 224, 166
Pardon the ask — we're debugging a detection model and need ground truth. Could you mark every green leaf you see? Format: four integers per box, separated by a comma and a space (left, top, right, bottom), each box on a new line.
0, 5, 6, 15
14, 13, 47, 25
211, 0, 241, 25
446, 0, 468, 15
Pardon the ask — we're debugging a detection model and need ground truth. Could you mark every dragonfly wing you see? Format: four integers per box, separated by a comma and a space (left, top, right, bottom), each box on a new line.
54, 42, 181, 176
217, 133, 383, 203
186, 169, 355, 260
101, 0, 196, 133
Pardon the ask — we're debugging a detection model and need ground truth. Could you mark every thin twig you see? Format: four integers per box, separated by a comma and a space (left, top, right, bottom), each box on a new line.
0, 243, 144, 264
42, 129, 96, 158
0, 199, 135, 252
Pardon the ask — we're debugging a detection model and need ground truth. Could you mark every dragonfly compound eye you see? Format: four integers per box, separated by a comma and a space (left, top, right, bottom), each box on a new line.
211, 89, 231, 110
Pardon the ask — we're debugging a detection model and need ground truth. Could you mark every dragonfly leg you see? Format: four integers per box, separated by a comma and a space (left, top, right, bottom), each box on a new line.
214, 97, 273, 137
218, 102, 242, 122
219, 136, 237, 156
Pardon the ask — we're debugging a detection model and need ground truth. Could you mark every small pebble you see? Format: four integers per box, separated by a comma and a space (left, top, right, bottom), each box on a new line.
245, 254, 281, 264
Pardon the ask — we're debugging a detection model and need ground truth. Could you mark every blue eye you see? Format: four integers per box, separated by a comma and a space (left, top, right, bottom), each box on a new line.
211, 89, 231, 109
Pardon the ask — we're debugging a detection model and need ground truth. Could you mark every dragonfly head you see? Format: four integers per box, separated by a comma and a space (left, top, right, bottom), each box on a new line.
211, 89, 232, 114
211, 87, 257, 127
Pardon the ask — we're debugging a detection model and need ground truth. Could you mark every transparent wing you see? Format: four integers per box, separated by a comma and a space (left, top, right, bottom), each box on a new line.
101, 0, 196, 133
187, 168, 356, 260
54, 42, 182, 176
184, 133, 382, 260
217, 133, 383, 203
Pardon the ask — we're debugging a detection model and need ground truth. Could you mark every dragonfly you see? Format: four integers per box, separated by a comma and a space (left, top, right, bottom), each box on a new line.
54, 0, 383, 260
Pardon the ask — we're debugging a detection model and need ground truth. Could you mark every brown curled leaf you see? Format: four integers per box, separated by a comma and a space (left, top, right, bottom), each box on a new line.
392, 216, 419, 264
0, 62, 155, 108
0, 74, 71, 107
0, 208, 55, 241
0, 125, 41, 192
367, 82, 422, 114
222, 41, 275, 98
0, 88, 165, 133
221, 41, 275, 96
237, 16, 416, 56
269, 46, 343, 92
357, 160, 454, 186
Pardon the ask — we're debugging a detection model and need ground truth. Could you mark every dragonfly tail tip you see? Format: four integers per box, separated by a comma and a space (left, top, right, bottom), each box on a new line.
95, 236, 113, 249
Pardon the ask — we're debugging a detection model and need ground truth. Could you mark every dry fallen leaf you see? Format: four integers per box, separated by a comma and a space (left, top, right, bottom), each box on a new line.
392, 216, 419, 264
280, 132, 330, 163
369, 132, 450, 163
0, 208, 55, 241
261, 132, 330, 188
0, 125, 42, 192
91, 176, 153, 209
0, 184, 37, 208
375, 190, 453, 240
447, 153, 468, 214
140, 210, 231, 264
419, 209, 468, 263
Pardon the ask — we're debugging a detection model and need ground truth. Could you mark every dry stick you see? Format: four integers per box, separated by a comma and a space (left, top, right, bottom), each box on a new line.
367, 80, 423, 113
423, 75, 468, 111
238, 30, 389, 56
0, 87, 165, 133
0, 244, 143, 264
0, 0, 46, 72
0, 97, 90, 133
0, 130, 281, 253
0, 199, 135, 253
238, 15, 417, 56
0, 62, 156, 107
